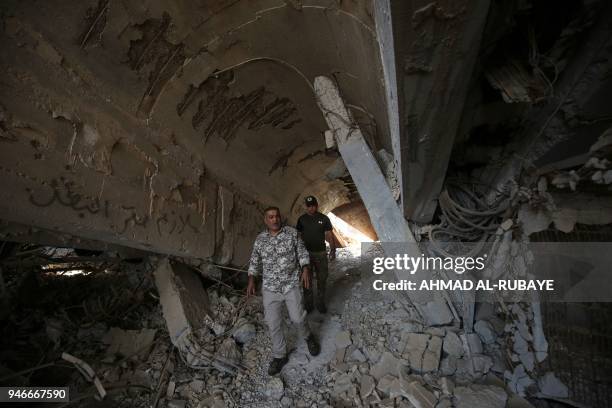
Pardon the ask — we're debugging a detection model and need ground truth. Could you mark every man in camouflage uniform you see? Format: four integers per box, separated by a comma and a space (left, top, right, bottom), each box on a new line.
247, 206, 321, 375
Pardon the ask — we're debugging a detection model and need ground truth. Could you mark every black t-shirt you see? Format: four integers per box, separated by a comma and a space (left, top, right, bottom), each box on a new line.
296, 212, 332, 252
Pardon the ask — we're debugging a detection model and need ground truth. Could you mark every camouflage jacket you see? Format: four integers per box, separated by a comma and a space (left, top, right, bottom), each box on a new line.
248, 226, 310, 294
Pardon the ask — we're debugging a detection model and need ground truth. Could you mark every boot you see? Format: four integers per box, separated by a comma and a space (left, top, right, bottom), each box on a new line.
306, 335, 320, 356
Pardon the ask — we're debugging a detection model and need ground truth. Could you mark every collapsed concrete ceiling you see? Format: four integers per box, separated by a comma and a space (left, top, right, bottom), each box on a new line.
1, 0, 611, 268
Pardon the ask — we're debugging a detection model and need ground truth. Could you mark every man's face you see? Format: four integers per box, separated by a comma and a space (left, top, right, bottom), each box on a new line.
306, 203, 318, 215
264, 209, 281, 232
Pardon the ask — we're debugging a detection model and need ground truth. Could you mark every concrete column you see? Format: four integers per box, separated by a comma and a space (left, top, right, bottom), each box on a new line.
314, 76, 453, 325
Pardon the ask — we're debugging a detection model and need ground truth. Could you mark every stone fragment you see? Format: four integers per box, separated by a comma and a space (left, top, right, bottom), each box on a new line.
331, 373, 353, 396
377, 374, 398, 396
281, 396, 293, 407
420, 301, 454, 326
360, 374, 375, 399
232, 320, 256, 344
471, 354, 493, 375
265, 377, 284, 400
400, 381, 437, 408
335, 331, 352, 349
538, 372, 569, 398
504, 364, 534, 396
401, 333, 441, 373
453, 384, 507, 408
474, 320, 496, 344
349, 347, 367, 362
358, 362, 370, 374
335, 346, 347, 363
440, 356, 457, 376
443, 331, 463, 357
103, 327, 157, 359
166, 380, 176, 399
512, 333, 534, 372
462, 333, 483, 354
370, 352, 402, 380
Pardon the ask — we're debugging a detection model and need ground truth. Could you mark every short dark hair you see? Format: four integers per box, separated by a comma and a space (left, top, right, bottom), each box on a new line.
263, 206, 280, 215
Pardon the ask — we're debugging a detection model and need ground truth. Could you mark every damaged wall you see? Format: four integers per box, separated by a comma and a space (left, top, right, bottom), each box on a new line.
0, 0, 391, 263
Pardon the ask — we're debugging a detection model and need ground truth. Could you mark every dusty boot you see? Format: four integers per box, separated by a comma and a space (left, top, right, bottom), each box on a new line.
268, 356, 288, 375
306, 335, 320, 356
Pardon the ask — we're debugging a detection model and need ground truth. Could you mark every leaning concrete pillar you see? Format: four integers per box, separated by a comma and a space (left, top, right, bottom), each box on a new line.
154, 258, 240, 373
314, 76, 453, 325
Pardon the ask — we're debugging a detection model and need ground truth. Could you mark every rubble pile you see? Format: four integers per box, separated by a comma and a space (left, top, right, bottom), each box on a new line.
320, 259, 568, 408
0, 245, 573, 407
0, 248, 261, 407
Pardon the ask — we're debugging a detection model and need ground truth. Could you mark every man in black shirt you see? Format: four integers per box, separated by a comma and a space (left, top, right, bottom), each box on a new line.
296, 195, 336, 313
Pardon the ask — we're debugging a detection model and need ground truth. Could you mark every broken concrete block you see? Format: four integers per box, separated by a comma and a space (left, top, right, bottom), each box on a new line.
400, 381, 437, 408
443, 331, 463, 357
471, 354, 494, 376
370, 351, 402, 380
154, 258, 209, 343
538, 372, 569, 398
377, 374, 398, 396
365, 349, 381, 365
512, 333, 535, 372
420, 300, 454, 326
166, 380, 176, 399
474, 320, 496, 344
335, 347, 347, 364
462, 333, 483, 354
440, 356, 457, 376
453, 384, 507, 408
349, 347, 367, 363
359, 374, 375, 399
102, 327, 156, 360
331, 373, 353, 396
401, 333, 441, 373
504, 364, 535, 396
265, 377, 284, 400
335, 330, 352, 349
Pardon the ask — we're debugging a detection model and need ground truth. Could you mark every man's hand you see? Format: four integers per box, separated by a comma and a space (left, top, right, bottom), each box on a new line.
246, 275, 256, 298
301, 266, 311, 290
329, 248, 336, 261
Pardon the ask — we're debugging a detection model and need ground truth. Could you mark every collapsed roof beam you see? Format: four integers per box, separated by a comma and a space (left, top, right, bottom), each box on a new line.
314, 76, 454, 326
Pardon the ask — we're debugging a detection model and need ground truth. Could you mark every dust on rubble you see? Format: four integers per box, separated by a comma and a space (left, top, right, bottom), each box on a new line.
0, 245, 559, 407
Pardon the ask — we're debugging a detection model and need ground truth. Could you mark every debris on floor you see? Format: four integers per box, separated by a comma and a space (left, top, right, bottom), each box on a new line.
0, 245, 573, 407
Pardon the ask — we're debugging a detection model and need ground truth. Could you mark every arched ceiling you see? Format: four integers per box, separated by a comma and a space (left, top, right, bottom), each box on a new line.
0, 0, 390, 262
